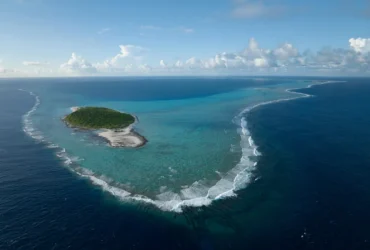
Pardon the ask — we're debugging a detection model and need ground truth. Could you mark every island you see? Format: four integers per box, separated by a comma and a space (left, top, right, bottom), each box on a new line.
64, 107, 147, 148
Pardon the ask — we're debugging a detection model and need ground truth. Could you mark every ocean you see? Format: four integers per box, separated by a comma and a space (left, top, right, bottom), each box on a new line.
1, 77, 370, 249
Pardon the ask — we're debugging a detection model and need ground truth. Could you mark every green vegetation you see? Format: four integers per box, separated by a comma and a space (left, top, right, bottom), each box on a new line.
64, 107, 135, 129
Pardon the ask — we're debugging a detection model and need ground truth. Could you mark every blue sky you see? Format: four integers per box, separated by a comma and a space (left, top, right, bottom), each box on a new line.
0, 0, 370, 76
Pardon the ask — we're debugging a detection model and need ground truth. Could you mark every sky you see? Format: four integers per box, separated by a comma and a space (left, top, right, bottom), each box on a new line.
0, 0, 370, 77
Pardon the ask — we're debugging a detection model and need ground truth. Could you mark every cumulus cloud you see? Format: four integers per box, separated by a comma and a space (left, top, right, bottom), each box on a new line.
349, 38, 370, 53
196, 38, 299, 70
138, 64, 152, 73
55, 37, 370, 76
232, 1, 287, 19
108, 45, 145, 65
185, 57, 204, 69
158, 37, 370, 74
159, 60, 167, 68
95, 45, 147, 73
175, 60, 183, 68
60, 53, 97, 74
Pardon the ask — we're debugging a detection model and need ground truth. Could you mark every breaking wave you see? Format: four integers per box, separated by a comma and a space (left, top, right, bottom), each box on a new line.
20, 89, 45, 142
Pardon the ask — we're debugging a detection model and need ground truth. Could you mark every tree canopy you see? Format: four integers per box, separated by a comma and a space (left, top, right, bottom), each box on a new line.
64, 107, 135, 129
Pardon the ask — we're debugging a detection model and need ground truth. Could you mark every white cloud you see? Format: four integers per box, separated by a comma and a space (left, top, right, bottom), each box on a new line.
175, 60, 183, 68
349, 38, 370, 53
98, 28, 111, 35
185, 57, 204, 69
44, 37, 370, 77
273, 43, 298, 60
232, 1, 287, 19
138, 64, 152, 73
0, 60, 16, 75
60, 53, 97, 74
160, 60, 167, 68
157, 37, 370, 75
95, 45, 147, 73
110, 45, 146, 64
254, 57, 269, 67
0, 67, 16, 75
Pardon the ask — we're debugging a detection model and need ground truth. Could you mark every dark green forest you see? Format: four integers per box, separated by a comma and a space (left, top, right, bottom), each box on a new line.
64, 107, 135, 129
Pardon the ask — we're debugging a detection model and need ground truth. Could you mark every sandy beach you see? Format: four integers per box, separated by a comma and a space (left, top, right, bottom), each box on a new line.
98, 126, 147, 148
68, 106, 146, 148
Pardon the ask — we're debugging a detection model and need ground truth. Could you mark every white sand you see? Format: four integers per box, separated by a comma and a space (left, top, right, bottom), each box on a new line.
98, 126, 146, 148
69, 106, 146, 148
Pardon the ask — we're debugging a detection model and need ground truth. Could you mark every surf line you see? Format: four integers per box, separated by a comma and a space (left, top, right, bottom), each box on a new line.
19, 89, 44, 141
209, 80, 347, 203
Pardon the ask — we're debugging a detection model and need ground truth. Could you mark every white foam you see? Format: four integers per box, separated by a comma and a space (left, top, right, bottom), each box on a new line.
47, 144, 59, 149
19, 90, 45, 142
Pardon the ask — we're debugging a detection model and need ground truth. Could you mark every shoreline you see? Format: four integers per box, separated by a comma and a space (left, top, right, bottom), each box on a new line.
97, 127, 147, 148
66, 107, 147, 148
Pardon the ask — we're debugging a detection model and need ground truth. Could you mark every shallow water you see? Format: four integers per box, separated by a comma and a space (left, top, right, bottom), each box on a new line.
17, 77, 315, 211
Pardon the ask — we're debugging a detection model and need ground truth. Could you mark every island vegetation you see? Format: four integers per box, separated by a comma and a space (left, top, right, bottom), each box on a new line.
64, 107, 135, 129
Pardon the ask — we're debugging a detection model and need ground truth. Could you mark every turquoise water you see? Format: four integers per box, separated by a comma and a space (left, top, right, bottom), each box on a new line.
5, 77, 370, 249
22, 78, 315, 212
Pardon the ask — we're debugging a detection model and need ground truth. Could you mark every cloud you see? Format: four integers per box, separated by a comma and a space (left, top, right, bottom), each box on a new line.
98, 28, 111, 35
111, 45, 146, 63
159, 60, 167, 68
185, 57, 204, 69
23, 61, 49, 66
60, 53, 97, 74
158, 37, 370, 75
0, 66, 17, 75
53, 37, 370, 76
0, 67, 10, 74
349, 38, 370, 54
232, 1, 287, 19
96, 44, 147, 71
0, 59, 52, 77
0, 60, 16, 75
175, 60, 183, 68
138, 64, 152, 73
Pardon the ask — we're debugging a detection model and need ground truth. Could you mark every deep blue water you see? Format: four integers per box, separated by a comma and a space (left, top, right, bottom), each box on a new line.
1, 77, 370, 249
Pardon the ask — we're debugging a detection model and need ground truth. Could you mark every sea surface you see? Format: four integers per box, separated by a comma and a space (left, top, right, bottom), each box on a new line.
1, 77, 370, 249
